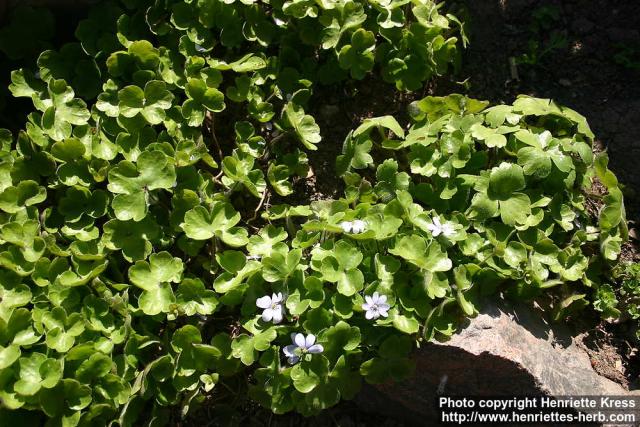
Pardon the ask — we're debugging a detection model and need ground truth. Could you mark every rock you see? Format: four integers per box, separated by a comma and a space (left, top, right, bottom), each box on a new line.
356, 301, 637, 423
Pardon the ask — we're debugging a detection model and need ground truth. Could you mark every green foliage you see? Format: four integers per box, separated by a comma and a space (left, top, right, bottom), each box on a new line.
0, 0, 631, 425
610, 262, 640, 337
0, 6, 55, 60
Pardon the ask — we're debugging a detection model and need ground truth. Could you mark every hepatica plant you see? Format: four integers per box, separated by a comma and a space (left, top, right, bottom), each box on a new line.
0, 0, 630, 425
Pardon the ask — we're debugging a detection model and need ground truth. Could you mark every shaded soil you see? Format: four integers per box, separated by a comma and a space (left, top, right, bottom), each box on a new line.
1, 0, 640, 425
455, 0, 640, 224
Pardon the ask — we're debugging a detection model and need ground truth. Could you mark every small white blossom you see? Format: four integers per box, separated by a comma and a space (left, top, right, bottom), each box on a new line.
538, 130, 552, 148
256, 293, 284, 324
283, 333, 323, 364
194, 43, 206, 53
362, 292, 390, 320
273, 17, 286, 26
339, 220, 367, 234
340, 221, 353, 233
427, 217, 455, 237
351, 219, 367, 234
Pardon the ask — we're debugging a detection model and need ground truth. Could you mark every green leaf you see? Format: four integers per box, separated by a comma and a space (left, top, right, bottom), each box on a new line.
129, 252, 183, 292
336, 133, 373, 175
118, 80, 174, 124
102, 217, 160, 262
283, 102, 321, 150
267, 163, 293, 197
183, 78, 225, 126
488, 163, 525, 200
262, 249, 302, 282
337, 29, 375, 79
0, 345, 20, 369
0, 181, 47, 213
499, 193, 531, 226
181, 203, 249, 247
392, 313, 420, 334
175, 278, 218, 316
247, 226, 288, 257
517, 146, 552, 178
319, 240, 364, 296
354, 116, 405, 139
14, 353, 62, 396
107, 150, 176, 221
290, 356, 329, 394
389, 235, 452, 272
138, 282, 175, 316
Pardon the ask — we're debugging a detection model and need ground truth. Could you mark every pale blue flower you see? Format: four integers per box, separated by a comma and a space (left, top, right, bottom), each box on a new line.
283, 333, 323, 364
362, 292, 390, 320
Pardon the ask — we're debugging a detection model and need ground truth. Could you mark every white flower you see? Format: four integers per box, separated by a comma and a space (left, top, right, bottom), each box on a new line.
273, 17, 286, 26
362, 292, 390, 320
538, 130, 552, 148
282, 333, 323, 364
339, 221, 353, 233
339, 220, 367, 234
427, 217, 455, 237
256, 293, 284, 324
351, 219, 367, 233
194, 43, 206, 53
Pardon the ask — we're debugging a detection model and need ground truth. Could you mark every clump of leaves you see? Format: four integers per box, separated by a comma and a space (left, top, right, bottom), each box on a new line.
0, 0, 630, 425
606, 262, 640, 337
0, 6, 55, 60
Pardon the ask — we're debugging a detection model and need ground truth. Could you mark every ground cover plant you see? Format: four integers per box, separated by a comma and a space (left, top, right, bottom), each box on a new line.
0, 0, 635, 425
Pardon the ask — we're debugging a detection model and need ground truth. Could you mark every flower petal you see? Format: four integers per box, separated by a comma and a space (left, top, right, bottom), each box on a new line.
377, 294, 387, 304
365, 310, 375, 320
307, 344, 323, 354
261, 308, 274, 322
272, 292, 283, 303
294, 333, 306, 348
305, 334, 316, 348
283, 344, 298, 357
362, 302, 371, 311
364, 295, 373, 305
379, 309, 389, 318
378, 303, 390, 311
256, 295, 272, 309
272, 305, 283, 324
352, 220, 366, 233
287, 356, 300, 364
